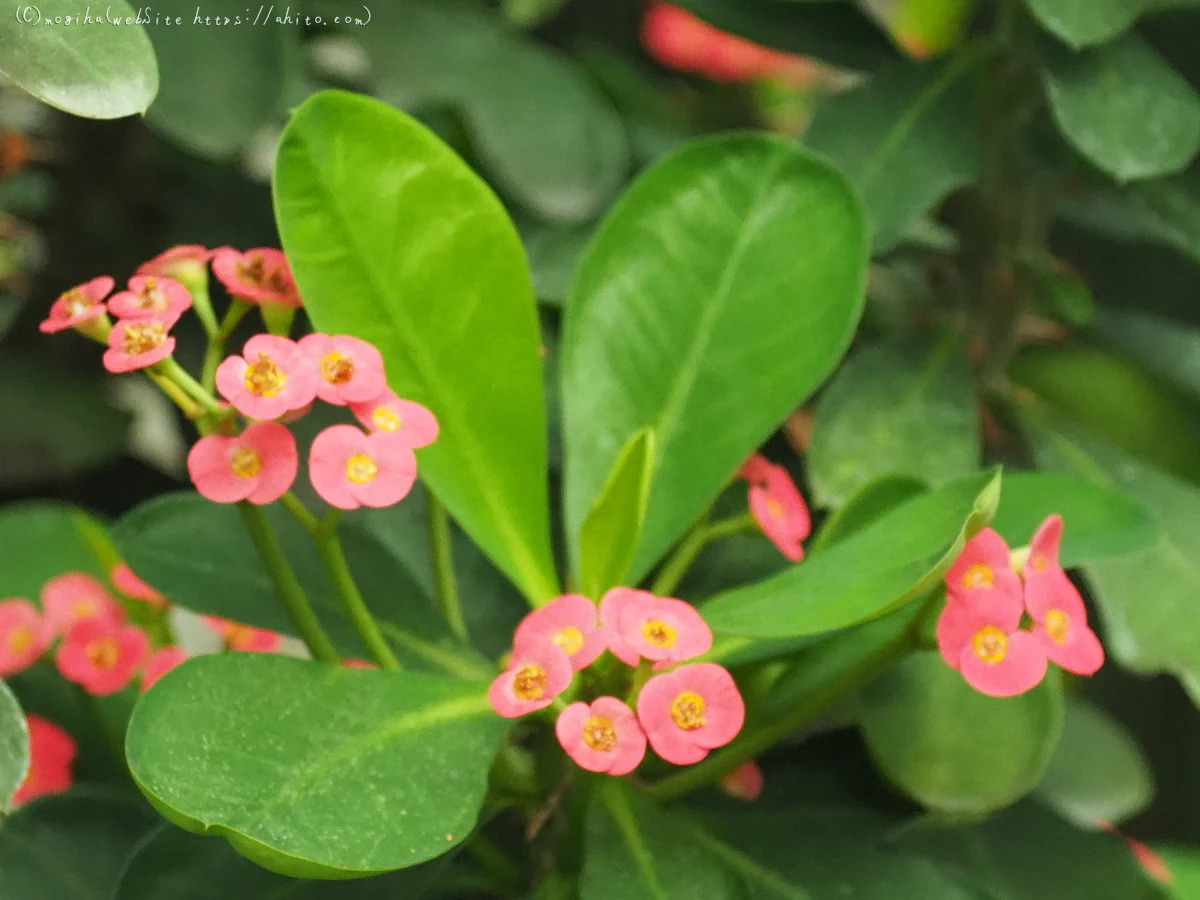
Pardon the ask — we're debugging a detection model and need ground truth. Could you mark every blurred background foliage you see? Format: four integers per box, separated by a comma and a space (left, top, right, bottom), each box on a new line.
3, 0, 1200, 879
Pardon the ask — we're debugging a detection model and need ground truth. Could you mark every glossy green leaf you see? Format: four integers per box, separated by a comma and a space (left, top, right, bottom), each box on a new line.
111, 493, 490, 679
126, 654, 509, 878
1159, 845, 1200, 898
1060, 169, 1200, 263
1036, 696, 1153, 827
113, 826, 446, 899
1094, 308, 1200, 401
809, 474, 927, 553
523, 222, 593, 307
808, 337, 980, 507
563, 133, 868, 581
0, 679, 28, 810
805, 57, 981, 251
701, 471, 1000, 639
990, 472, 1161, 565
1025, 0, 1200, 49
146, 1, 287, 158
0, 0, 157, 118
274, 90, 559, 604
858, 652, 1064, 814
0, 502, 111, 600
579, 429, 655, 598
1041, 35, 1200, 182
363, 0, 628, 222
0, 791, 159, 899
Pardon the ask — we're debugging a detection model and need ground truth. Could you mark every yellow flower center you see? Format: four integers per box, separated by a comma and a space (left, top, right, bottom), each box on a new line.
1045, 608, 1070, 644
642, 619, 677, 649
123, 322, 166, 356
230, 447, 262, 479
7, 626, 33, 653
962, 563, 994, 590
345, 453, 378, 484
320, 352, 355, 386
1031, 553, 1050, 572
223, 623, 254, 647
670, 692, 706, 730
972, 626, 1008, 664
70, 600, 96, 621
243, 353, 287, 397
86, 637, 119, 671
512, 664, 547, 701
765, 497, 784, 521
135, 276, 167, 311
553, 626, 584, 656
237, 254, 291, 294
372, 407, 402, 432
63, 288, 91, 316
582, 716, 617, 752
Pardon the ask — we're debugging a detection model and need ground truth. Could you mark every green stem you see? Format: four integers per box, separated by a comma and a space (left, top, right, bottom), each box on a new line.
156, 357, 223, 414
188, 277, 218, 337
280, 491, 320, 535
316, 510, 401, 670
201, 299, 252, 392
650, 511, 757, 596
237, 503, 340, 664
145, 369, 203, 418
428, 496, 469, 642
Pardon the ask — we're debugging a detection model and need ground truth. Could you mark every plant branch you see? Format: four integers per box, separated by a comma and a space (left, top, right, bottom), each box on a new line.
650, 510, 757, 596
428, 495, 469, 642
201, 299, 252, 392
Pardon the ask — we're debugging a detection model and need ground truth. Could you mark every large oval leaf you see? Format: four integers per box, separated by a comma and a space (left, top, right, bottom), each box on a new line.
0, 679, 28, 810
1026, 0, 1200, 49
126, 654, 509, 878
701, 470, 1000, 640
858, 652, 1064, 815
0, 502, 112, 599
274, 90, 558, 604
0, 0, 157, 118
562, 133, 868, 581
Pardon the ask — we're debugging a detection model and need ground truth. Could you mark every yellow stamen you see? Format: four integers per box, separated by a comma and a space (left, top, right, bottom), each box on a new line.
582, 716, 617, 752
1031, 553, 1050, 572
320, 352, 355, 386
670, 692, 706, 730
86, 638, 119, 671
223, 623, 254, 647
62, 288, 91, 317
553, 627, 584, 656
372, 407, 401, 432
230, 447, 262, 479
642, 619, 677, 649
972, 626, 1008, 664
346, 453, 378, 484
236, 254, 291, 294
7, 627, 33, 653
512, 664, 546, 701
243, 353, 287, 397
70, 600, 96, 621
962, 563, 994, 590
1045, 608, 1070, 644
122, 322, 166, 356
135, 276, 167, 311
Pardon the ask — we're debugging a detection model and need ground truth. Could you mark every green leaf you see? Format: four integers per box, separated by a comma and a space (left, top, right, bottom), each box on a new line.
1041, 35, 1200, 182
579, 428, 655, 598
0, 679, 28, 810
1025, 0, 1200, 49
126, 654, 510, 878
113, 825, 446, 899
362, 0, 628, 222
0, 0, 157, 118
810, 474, 927, 553
274, 90, 559, 604
562, 133, 868, 581
807, 337, 980, 507
990, 472, 1161, 565
0, 790, 159, 899
523, 222, 594, 307
1159, 845, 1200, 898
146, 1, 287, 158
701, 470, 1000, 639
805, 56, 981, 251
858, 652, 1065, 815
1060, 169, 1200, 263
1094, 308, 1200, 401
0, 502, 112, 600
111, 493, 490, 679
1036, 696, 1153, 827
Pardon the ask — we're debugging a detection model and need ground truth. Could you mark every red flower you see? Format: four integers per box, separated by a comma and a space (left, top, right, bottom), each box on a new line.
944, 527, 1022, 599
55, 619, 149, 696
488, 640, 573, 719
39, 276, 113, 334
11, 715, 75, 806
107, 275, 192, 321
349, 389, 439, 449
637, 663, 745, 765
211, 247, 301, 307
0, 599, 53, 677
202, 617, 284, 653
102, 314, 177, 373
308, 425, 417, 510
215, 334, 318, 421
740, 455, 811, 562
109, 563, 167, 609
513, 594, 607, 672
141, 646, 188, 691
1022, 516, 1104, 676
556, 697, 647, 776
298, 333, 388, 406
936, 583, 1048, 698
41, 573, 124, 635
187, 422, 299, 505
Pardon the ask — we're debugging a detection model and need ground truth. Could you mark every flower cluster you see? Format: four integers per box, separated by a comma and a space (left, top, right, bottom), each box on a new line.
937, 515, 1105, 697
489, 589, 744, 774
738, 453, 812, 562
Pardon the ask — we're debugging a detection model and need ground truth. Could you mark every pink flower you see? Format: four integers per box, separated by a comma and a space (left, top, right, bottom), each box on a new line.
109, 563, 167, 609
211, 247, 301, 307
187, 422, 298, 505
488, 641, 573, 718
615, 592, 712, 667
637, 663, 745, 765
513, 594, 607, 672
600, 588, 652, 666
41, 573, 124, 634
215, 334, 317, 420
0, 599, 53, 677
202, 616, 284, 653
1022, 516, 1104, 676
936, 583, 1048, 698
298, 333, 387, 406
309, 424, 417, 510
102, 314, 176, 373
107, 275, 192, 321
38, 276, 113, 334
55, 619, 149, 696
141, 646, 187, 691
945, 528, 1022, 599
737, 453, 774, 485
555, 697, 647, 775
343, 658, 376, 669
11, 715, 75, 806
747, 462, 811, 562
136, 245, 212, 284
349, 389, 439, 449
720, 760, 764, 801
